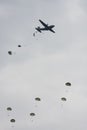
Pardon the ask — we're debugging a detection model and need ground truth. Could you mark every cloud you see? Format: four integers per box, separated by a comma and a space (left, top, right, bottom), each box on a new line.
0, 0, 87, 130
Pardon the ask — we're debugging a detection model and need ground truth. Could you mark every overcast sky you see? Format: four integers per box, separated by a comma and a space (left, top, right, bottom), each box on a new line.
0, 0, 87, 130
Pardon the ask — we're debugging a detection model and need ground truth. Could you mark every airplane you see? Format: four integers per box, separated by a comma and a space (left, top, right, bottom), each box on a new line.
35, 19, 55, 33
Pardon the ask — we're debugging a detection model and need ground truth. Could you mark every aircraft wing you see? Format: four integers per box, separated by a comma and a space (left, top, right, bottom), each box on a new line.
39, 19, 47, 27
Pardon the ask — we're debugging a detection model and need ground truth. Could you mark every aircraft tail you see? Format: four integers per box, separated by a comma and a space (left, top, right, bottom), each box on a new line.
35, 27, 41, 33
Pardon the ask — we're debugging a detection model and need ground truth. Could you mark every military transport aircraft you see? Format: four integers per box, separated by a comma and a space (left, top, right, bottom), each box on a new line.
35, 19, 55, 33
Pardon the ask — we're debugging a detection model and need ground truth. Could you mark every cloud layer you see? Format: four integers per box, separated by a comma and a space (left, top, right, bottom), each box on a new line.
0, 0, 87, 130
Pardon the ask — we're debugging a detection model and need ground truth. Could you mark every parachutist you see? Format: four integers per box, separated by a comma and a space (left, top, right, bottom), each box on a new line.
33, 33, 35, 37
8, 51, 12, 55
18, 45, 21, 47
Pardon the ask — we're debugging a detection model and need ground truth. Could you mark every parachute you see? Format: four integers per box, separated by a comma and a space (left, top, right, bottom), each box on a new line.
10, 119, 15, 123
7, 107, 12, 111
61, 97, 67, 101
65, 82, 71, 86
30, 113, 35, 116
18, 45, 21, 47
35, 97, 41, 101
33, 33, 35, 37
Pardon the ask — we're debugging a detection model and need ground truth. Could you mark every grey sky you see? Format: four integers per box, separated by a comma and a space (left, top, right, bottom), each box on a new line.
0, 0, 87, 130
